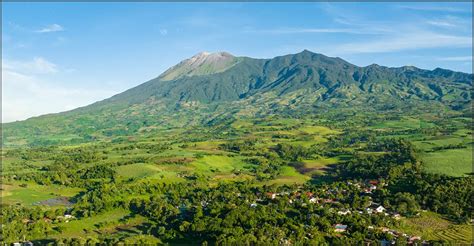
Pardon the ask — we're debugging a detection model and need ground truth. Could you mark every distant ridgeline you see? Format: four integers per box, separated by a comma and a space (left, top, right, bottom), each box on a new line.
3, 50, 473, 146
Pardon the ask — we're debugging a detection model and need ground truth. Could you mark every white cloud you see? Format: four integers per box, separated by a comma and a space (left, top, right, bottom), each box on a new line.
436, 56, 472, 62
36, 24, 64, 33
248, 27, 386, 35
3, 57, 58, 74
396, 5, 470, 13
426, 20, 456, 28
1, 58, 118, 122
425, 15, 470, 29
333, 32, 472, 55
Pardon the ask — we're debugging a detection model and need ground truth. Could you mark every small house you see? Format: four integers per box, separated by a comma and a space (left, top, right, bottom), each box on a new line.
375, 206, 385, 213
266, 192, 276, 199
392, 213, 401, 220
334, 224, 348, 232
309, 197, 318, 203
369, 180, 379, 185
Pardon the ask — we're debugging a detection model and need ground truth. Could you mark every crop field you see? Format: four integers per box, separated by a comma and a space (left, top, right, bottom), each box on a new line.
420, 147, 472, 177
396, 212, 472, 244
371, 117, 436, 130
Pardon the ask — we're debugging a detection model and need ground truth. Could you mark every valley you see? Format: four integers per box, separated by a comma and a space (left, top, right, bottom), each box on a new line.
1, 109, 472, 244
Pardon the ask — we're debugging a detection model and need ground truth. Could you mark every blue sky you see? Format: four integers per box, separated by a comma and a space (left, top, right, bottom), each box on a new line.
2, 2, 472, 122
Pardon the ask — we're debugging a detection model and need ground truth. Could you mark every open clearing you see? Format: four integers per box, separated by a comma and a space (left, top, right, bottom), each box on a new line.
420, 147, 472, 177
396, 211, 472, 244
1, 182, 83, 206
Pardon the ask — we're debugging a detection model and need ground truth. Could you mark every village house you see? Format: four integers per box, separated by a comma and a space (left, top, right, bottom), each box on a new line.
409, 236, 421, 243
375, 205, 385, 213
334, 224, 348, 233
64, 214, 75, 219
266, 192, 277, 200
322, 198, 336, 204
392, 213, 402, 220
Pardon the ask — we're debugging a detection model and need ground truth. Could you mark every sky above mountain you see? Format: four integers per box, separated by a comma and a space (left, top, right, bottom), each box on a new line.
2, 2, 472, 122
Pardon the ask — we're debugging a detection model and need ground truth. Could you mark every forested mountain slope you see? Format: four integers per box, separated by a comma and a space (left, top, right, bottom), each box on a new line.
3, 50, 472, 146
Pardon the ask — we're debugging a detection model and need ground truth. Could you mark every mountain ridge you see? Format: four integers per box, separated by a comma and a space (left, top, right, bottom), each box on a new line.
3, 50, 473, 146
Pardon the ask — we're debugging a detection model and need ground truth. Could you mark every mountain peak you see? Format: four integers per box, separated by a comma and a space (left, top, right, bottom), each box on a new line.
189, 51, 234, 63
160, 51, 238, 81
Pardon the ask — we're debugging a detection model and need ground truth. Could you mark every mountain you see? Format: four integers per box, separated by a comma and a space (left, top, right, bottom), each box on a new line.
159, 51, 240, 81
3, 50, 473, 146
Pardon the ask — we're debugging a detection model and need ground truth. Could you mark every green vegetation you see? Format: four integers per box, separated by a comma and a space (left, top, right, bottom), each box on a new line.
2, 114, 472, 244
421, 147, 472, 177
395, 211, 472, 244
1, 50, 472, 244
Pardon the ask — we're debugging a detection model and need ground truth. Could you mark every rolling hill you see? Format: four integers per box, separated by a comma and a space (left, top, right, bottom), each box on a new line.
3, 50, 472, 146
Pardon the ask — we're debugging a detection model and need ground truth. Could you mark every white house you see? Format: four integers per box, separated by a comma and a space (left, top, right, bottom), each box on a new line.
375, 206, 385, 213
309, 197, 318, 203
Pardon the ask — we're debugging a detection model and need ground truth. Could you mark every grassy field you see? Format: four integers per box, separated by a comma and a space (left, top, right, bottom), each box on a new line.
298, 157, 340, 175
115, 163, 161, 179
371, 117, 436, 130
266, 166, 311, 185
190, 155, 250, 174
420, 147, 472, 177
396, 211, 472, 244
56, 208, 135, 238
1, 182, 83, 206
298, 125, 340, 135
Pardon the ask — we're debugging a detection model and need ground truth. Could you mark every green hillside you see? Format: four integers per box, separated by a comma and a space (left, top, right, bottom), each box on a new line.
3, 50, 472, 146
